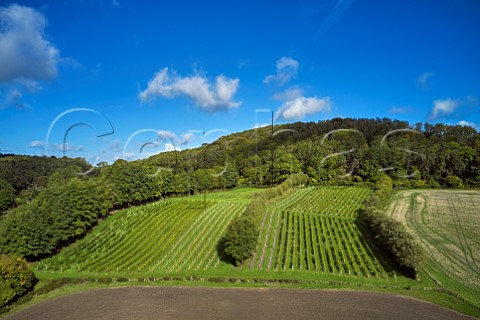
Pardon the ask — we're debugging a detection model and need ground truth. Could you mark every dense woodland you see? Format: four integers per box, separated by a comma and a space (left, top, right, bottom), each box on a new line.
0, 118, 479, 260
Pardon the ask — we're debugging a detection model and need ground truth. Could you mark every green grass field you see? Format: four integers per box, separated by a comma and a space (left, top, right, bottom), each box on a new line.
386, 189, 480, 308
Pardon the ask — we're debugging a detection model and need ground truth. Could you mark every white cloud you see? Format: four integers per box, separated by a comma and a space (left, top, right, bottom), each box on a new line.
139, 67, 241, 112
428, 98, 459, 120
273, 87, 303, 101
51, 143, 85, 152
156, 131, 196, 148
254, 123, 271, 129
29, 140, 45, 148
5, 88, 30, 109
156, 130, 177, 141
180, 132, 194, 146
457, 120, 476, 128
263, 57, 299, 86
164, 143, 178, 152
275, 96, 331, 121
0, 4, 59, 84
29, 141, 84, 153
120, 152, 136, 160
112, 0, 120, 7
388, 106, 413, 114
417, 72, 435, 89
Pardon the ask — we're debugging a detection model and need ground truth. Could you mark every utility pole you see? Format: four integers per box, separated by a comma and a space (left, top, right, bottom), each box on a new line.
202, 142, 208, 209
271, 110, 274, 187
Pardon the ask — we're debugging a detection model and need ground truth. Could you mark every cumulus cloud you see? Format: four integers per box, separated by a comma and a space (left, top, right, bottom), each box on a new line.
139, 67, 241, 112
0, 4, 59, 84
263, 57, 299, 86
275, 96, 331, 121
156, 131, 196, 148
164, 143, 178, 152
428, 98, 459, 120
457, 120, 477, 129
417, 72, 435, 89
29, 140, 45, 148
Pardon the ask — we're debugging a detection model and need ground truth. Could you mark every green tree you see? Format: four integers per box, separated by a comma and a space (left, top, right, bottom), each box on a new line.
0, 179, 15, 212
219, 217, 257, 266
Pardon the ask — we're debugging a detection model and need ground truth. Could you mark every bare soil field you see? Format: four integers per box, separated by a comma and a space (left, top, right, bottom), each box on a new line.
5, 287, 474, 320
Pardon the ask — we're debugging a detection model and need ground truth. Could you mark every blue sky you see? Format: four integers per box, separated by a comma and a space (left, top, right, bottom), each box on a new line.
0, 0, 479, 163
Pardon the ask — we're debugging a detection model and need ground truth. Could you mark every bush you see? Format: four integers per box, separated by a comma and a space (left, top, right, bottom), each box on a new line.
443, 175, 464, 188
0, 255, 36, 307
218, 217, 257, 266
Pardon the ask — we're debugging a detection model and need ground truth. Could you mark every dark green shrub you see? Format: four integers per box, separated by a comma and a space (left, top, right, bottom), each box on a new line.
218, 217, 257, 266
0, 255, 36, 307
443, 175, 464, 188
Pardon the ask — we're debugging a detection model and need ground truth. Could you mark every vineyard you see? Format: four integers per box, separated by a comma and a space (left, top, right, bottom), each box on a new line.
36, 199, 246, 273
250, 187, 387, 277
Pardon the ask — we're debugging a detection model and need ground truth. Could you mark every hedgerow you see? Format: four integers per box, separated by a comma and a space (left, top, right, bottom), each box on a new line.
361, 175, 423, 278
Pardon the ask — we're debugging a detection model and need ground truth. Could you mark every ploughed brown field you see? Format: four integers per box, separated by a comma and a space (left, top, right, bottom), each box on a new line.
6, 287, 474, 320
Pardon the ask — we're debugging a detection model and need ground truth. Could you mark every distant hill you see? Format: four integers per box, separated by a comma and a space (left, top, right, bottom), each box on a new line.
142, 117, 480, 188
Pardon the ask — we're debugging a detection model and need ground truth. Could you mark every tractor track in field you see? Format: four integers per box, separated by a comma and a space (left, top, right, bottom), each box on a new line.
5, 286, 474, 320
